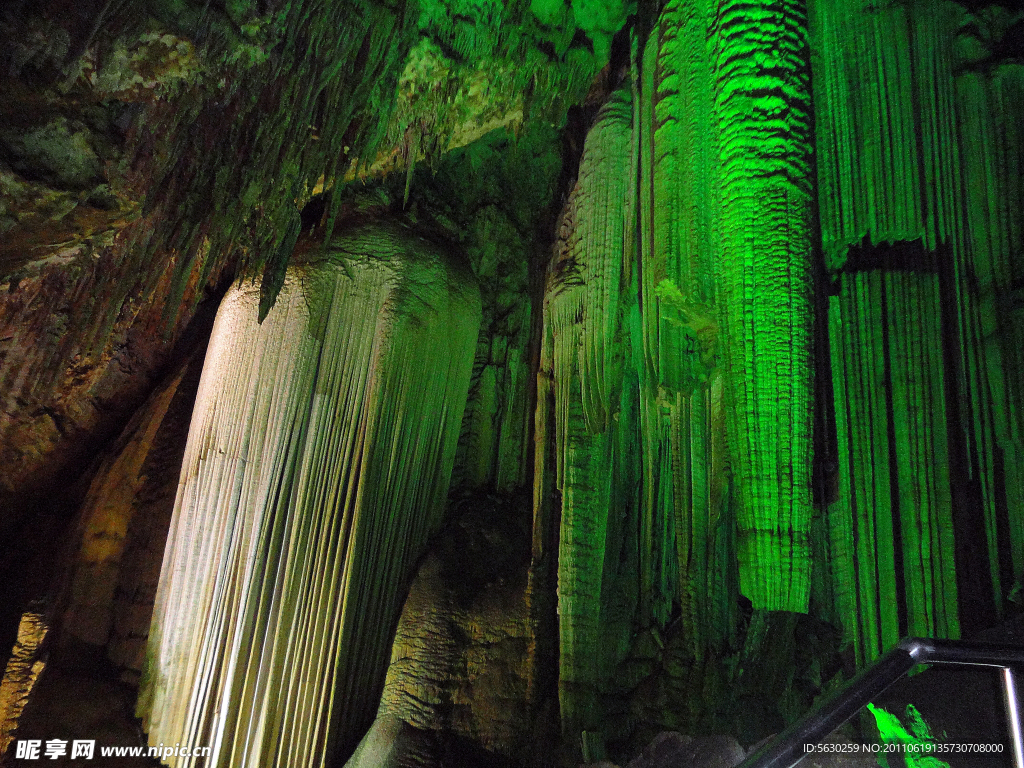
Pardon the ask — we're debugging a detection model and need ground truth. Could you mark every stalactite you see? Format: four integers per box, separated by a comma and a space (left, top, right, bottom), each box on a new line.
137, 0, 421, 322
810, 1, 960, 269
886, 270, 958, 638
829, 274, 898, 663
711, 0, 815, 614
639, 0, 813, 614
813, 0, 1024, 637
667, 372, 734, 659
955, 63, 1024, 587
640, 0, 721, 397
812, 7, 965, 636
137, 223, 480, 767
553, 371, 614, 734
632, 0, 813, 662
544, 87, 633, 737
826, 294, 861, 660
636, 1, 728, 660
828, 268, 959, 664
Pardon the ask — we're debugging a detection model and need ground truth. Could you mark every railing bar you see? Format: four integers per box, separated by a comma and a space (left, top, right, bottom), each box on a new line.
735, 638, 1024, 768
912, 638, 1024, 668
735, 647, 918, 768
1003, 667, 1024, 768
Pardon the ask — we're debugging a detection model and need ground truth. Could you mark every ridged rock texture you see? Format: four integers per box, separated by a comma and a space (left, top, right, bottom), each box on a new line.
544, 87, 637, 736
346, 492, 535, 768
638, 0, 814, 621
537, 0, 1023, 749
541, 0, 816, 744
137, 223, 480, 767
812, 0, 1024, 663
3, 0, 1024, 764
704, 0, 814, 613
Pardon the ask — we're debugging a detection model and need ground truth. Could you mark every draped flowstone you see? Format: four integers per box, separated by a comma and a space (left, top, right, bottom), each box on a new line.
636, 0, 739, 661
544, 0, 816, 740
137, 223, 481, 767
638, 0, 815, 614
545, 88, 635, 735
828, 270, 959, 665
812, 0, 1024, 654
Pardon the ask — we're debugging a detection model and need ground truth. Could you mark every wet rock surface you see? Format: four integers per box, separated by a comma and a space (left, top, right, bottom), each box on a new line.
347, 490, 543, 768
624, 733, 745, 768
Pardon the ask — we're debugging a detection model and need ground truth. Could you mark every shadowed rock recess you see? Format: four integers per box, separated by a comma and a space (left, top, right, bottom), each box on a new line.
1, 1, 1022, 767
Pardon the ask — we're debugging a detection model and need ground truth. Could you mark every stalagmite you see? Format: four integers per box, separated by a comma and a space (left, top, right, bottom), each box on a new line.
137, 222, 480, 767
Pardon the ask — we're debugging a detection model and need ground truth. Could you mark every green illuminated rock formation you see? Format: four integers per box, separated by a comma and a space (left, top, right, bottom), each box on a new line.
637, 0, 814, 618
709, 0, 814, 614
868, 703, 951, 768
812, 0, 1023, 663
543, 87, 634, 735
2, 0, 1024, 765
542, 0, 816, 743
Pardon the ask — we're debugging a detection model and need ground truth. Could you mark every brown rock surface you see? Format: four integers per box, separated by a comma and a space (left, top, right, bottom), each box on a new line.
348, 490, 545, 768
0, 331, 209, 765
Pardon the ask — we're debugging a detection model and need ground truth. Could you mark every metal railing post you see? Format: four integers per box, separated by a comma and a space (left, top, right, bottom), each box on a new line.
1002, 666, 1024, 768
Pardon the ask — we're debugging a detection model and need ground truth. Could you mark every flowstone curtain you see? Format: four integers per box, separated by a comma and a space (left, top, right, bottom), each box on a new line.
638, 0, 815, 617
812, 0, 1024, 659
828, 269, 959, 665
138, 223, 480, 767
544, 0, 816, 740
544, 87, 637, 736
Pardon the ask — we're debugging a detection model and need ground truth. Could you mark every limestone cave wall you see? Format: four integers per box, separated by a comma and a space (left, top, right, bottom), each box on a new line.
0, 1, 1022, 767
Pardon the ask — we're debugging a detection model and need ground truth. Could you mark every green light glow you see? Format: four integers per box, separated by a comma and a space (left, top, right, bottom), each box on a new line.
812, 0, 1023, 657
711, 0, 815, 614
546, 87, 633, 736
545, 0, 817, 739
828, 272, 959, 664
868, 703, 951, 768
639, 0, 815, 614
637, 0, 739, 661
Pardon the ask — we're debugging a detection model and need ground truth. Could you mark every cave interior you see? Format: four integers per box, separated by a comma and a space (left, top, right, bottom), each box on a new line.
0, 0, 1023, 766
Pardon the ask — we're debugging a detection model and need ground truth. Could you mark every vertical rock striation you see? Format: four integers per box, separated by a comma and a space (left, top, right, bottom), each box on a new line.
812, 0, 1024, 659
543, 0, 816, 744
638, 0, 815, 618
544, 87, 634, 737
635, 0, 814, 632
137, 222, 480, 767
708, 0, 814, 614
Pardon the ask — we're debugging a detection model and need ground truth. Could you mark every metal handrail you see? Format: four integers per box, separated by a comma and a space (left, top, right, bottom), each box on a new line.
736, 637, 1024, 768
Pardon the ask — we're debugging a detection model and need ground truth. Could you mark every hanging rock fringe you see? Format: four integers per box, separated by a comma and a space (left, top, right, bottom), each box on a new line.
812, 0, 1024, 656
639, 0, 815, 615
136, 1, 419, 323
710, 0, 815, 614
138, 223, 480, 767
545, 87, 633, 735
